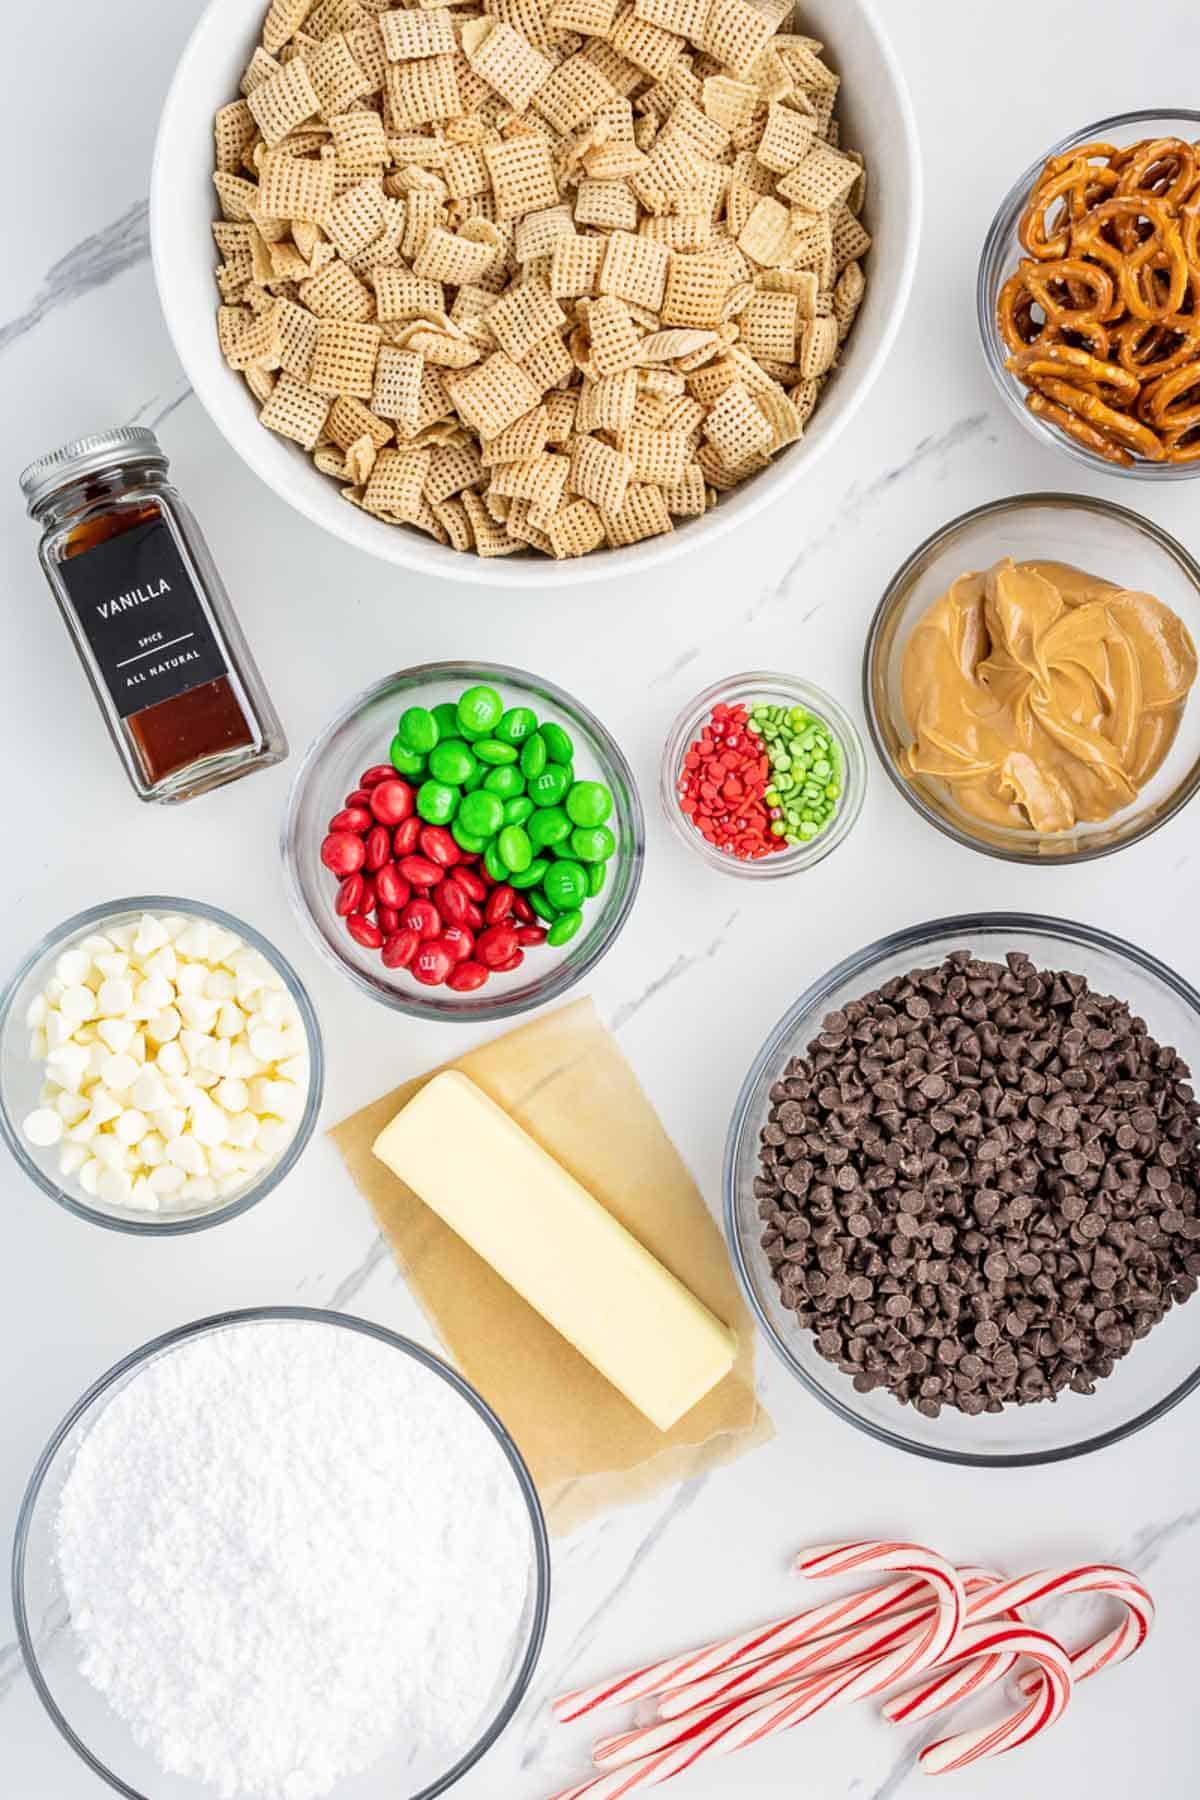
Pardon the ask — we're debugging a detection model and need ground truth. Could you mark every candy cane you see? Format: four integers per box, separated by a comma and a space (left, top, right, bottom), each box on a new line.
916, 1621, 1074, 1774
793, 1543, 965, 1670
549, 1614, 982, 1800
656, 1567, 1003, 1724
550, 1573, 932, 1722
975, 1566, 1154, 1691
591, 1595, 967, 1775
880, 1576, 1029, 1725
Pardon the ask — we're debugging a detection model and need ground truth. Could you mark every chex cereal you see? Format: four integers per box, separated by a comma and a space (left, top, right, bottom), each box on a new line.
212, 0, 870, 558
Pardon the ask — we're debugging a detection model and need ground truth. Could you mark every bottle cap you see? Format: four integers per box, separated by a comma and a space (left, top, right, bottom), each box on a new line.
19, 426, 167, 514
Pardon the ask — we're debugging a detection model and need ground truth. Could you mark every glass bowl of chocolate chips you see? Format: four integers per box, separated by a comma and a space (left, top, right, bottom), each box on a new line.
724, 913, 1200, 1465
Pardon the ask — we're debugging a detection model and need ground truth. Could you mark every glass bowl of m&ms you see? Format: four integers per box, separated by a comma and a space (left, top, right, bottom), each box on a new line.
661, 674, 867, 879
284, 664, 645, 1020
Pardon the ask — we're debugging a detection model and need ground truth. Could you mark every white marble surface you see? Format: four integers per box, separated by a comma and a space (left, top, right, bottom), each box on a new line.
2, 3, 1200, 1796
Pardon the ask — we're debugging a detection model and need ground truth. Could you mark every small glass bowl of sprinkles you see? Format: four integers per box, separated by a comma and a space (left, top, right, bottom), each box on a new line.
661, 674, 867, 878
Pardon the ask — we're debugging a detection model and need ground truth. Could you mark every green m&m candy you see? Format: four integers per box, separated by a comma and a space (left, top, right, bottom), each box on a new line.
543, 860, 588, 910
527, 805, 571, 848
483, 764, 524, 799
529, 764, 571, 807
457, 684, 503, 735
495, 706, 537, 745
503, 796, 534, 825
510, 857, 549, 889
497, 824, 533, 874
388, 734, 426, 776
475, 738, 518, 766
541, 720, 574, 765
458, 789, 504, 838
431, 702, 460, 741
547, 909, 583, 946
529, 887, 559, 922
519, 732, 547, 779
397, 706, 438, 754
570, 825, 615, 863
417, 780, 458, 825
483, 839, 509, 883
429, 739, 476, 785
566, 780, 612, 827
451, 821, 487, 853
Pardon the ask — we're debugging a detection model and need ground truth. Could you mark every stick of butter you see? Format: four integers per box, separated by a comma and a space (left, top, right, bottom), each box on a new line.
372, 1070, 737, 1432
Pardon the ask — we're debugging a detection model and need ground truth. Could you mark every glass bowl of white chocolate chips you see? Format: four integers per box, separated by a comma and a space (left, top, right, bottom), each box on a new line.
0, 898, 323, 1233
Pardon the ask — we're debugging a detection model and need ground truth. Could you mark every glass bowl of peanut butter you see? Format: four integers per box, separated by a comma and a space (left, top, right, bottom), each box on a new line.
864, 494, 1200, 863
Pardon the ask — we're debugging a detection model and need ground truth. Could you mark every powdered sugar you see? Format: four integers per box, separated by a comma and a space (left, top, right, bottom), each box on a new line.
54, 1318, 535, 1799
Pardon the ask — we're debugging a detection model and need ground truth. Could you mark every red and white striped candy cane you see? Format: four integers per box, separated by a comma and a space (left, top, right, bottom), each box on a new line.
549, 1573, 932, 1723
793, 1543, 965, 1670
548, 1616, 982, 1800
656, 1567, 1002, 1724
880, 1568, 1029, 1726
590, 1587, 970, 1776
917, 1621, 1074, 1774
978, 1565, 1154, 1691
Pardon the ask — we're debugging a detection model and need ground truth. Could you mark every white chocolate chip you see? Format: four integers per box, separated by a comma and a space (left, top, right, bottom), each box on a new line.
175, 922, 211, 962
97, 1017, 137, 1055
136, 974, 174, 1014
256, 1118, 291, 1155
101, 1053, 140, 1093
22, 1107, 63, 1147
214, 1076, 249, 1114
55, 948, 93, 987
133, 914, 171, 956
147, 1008, 182, 1045
98, 978, 134, 1017
58, 1141, 88, 1177
248, 1026, 284, 1064
60, 986, 97, 1025
114, 1109, 149, 1147
156, 1041, 187, 1078
152, 1105, 187, 1142
166, 1135, 208, 1176
139, 1130, 166, 1167
131, 1068, 168, 1112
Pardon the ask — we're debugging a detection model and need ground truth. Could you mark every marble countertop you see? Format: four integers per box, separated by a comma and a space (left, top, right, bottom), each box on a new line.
3, 2, 1200, 1795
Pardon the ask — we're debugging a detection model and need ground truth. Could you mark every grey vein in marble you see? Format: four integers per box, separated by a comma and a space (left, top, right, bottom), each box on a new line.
650, 645, 701, 688
1117, 1501, 1200, 1571
323, 1233, 390, 1310
130, 380, 194, 431
610, 912, 740, 1032
866, 1740, 923, 1800
0, 1636, 25, 1705
748, 411, 992, 624
519, 1470, 712, 1769
0, 200, 149, 354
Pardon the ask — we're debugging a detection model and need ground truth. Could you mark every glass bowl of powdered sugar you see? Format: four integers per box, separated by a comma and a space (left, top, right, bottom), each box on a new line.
13, 1307, 550, 1800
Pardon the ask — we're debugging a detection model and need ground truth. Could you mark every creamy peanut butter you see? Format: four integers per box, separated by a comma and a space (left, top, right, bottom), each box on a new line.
900, 558, 1197, 833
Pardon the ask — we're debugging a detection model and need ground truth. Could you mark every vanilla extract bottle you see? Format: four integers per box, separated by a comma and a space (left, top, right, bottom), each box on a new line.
21, 426, 285, 803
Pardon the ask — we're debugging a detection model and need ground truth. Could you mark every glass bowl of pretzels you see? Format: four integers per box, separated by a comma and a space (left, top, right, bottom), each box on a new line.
978, 109, 1200, 477
151, 0, 921, 583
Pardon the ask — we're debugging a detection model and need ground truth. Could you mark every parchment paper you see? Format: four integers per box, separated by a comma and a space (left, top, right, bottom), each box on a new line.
330, 997, 772, 1533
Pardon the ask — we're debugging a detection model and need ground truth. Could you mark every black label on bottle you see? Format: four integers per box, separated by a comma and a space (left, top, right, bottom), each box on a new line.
58, 517, 229, 720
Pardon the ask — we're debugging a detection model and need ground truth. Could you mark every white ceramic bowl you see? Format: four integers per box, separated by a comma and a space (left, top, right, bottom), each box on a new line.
151, 0, 921, 588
